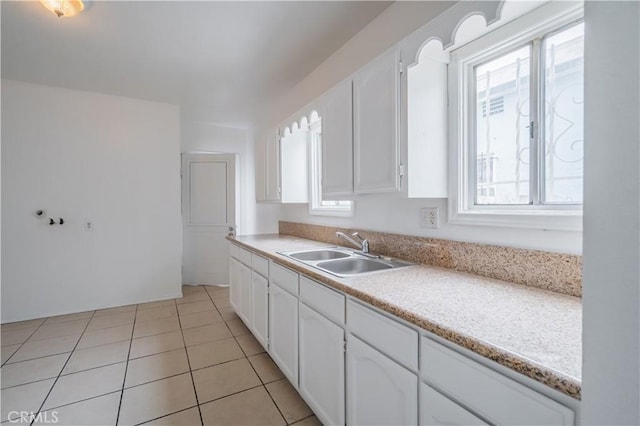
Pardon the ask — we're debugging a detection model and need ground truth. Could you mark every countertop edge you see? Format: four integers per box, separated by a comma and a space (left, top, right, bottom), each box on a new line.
227, 235, 581, 400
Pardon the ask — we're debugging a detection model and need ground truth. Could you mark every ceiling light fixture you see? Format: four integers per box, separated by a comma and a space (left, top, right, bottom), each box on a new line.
40, 0, 84, 18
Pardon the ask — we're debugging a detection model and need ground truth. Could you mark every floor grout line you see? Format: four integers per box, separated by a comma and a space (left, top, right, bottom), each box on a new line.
131, 404, 200, 426
30, 389, 122, 415
175, 287, 205, 426
1, 317, 51, 367
29, 309, 98, 426
114, 303, 139, 426
203, 285, 289, 425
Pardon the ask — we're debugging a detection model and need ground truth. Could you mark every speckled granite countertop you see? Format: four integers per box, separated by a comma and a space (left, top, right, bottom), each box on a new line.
228, 234, 582, 400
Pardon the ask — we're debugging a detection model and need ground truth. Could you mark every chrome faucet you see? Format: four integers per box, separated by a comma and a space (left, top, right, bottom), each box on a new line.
336, 231, 370, 254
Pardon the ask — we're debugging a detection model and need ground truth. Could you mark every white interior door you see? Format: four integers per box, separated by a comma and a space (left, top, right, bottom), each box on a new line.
182, 153, 236, 286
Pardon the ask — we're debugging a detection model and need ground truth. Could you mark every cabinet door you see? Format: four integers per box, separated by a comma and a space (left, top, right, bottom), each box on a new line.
347, 335, 418, 425
353, 47, 402, 194
268, 283, 298, 385
299, 303, 345, 426
228, 257, 240, 311
251, 272, 268, 350
237, 263, 252, 326
321, 79, 354, 198
264, 131, 281, 201
420, 383, 488, 426
255, 136, 267, 202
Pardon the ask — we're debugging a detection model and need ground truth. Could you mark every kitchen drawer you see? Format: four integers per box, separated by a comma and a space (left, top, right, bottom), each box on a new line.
270, 262, 299, 296
420, 382, 488, 425
300, 276, 345, 325
238, 247, 252, 267
252, 253, 269, 277
421, 338, 575, 425
229, 242, 240, 260
347, 299, 418, 370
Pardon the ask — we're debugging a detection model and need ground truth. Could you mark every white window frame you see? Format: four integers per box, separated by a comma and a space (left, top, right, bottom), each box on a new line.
308, 119, 354, 217
448, 1, 584, 231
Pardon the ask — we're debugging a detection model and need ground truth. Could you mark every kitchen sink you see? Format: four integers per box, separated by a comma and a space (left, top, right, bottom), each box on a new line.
279, 247, 412, 277
317, 258, 392, 274
288, 249, 351, 261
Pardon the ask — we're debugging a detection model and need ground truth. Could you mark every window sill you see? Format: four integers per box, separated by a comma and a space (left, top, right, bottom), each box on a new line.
309, 207, 354, 218
448, 208, 582, 231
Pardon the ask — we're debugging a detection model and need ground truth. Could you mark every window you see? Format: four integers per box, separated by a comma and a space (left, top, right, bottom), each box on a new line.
450, 4, 584, 230
308, 118, 353, 216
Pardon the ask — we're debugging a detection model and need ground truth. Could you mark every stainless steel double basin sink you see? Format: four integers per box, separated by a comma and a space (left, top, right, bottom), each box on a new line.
278, 247, 412, 277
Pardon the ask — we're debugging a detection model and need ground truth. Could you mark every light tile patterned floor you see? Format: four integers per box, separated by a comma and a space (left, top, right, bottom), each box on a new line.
1, 286, 321, 426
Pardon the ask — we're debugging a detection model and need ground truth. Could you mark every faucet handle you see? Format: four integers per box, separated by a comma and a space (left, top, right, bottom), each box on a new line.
351, 232, 365, 242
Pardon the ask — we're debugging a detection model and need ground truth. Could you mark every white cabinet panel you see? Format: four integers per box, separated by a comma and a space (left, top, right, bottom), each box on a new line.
420, 383, 488, 426
421, 338, 575, 425
347, 335, 418, 426
228, 257, 240, 311
280, 128, 309, 203
348, 299, 418, 369
269, 283, 299, 385
299, 303, 345, 426
270, 262, 299, 296
321, 79, 354, 198
237, 262, 252, 326
300, 276, 345, 325
251, 253, 269, 277
264, 131, 281, 202
251, 272, 268, 350
353, 47, 402, 194
237, 247, 252, 267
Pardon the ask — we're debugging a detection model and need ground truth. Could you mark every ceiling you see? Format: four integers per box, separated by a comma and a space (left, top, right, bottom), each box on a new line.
1, 1, 392, 127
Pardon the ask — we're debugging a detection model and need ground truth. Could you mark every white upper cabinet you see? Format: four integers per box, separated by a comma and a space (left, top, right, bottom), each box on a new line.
279, 126, 309, 203
321, 79, 354, 198
406, 40, 449, 198
257, 129, 281, 202
353, 47, 403, 195
256, 121, 310, 204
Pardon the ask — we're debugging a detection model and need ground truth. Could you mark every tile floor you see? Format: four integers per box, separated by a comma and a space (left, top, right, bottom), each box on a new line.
1, 286, 321, 426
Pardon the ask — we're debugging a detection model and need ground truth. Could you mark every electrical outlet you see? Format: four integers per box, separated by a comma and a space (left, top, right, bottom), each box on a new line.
84, 222, 94, 231
420, 207, 439, 229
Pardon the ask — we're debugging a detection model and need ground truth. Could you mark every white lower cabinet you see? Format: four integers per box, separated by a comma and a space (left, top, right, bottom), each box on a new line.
228, 244, 578, 426
421, 338, 575, 425
268, 283, 299, 385
237, 262, 252, 326
299, 303, 345, 426
346, 335, 418, 426
228, 257, 240, 311
251, 272, 268, 349
420, 383, 488, 426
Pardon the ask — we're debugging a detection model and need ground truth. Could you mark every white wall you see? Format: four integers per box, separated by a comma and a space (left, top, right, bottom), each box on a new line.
281, 198, 580, 254
262, 1, 581, 255
1, 80, 183, 323
582, 2, 640, 424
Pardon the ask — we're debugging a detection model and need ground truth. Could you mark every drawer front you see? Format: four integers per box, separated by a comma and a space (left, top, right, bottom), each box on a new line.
238, 247, 252, 266
347, 299, 418, 370
229, 242, 240, 260
300, 276, 345, 325
420, 382, 488, 426
421, 338, 574, 425
252, 253, 269, 277
270, 262, 299, 296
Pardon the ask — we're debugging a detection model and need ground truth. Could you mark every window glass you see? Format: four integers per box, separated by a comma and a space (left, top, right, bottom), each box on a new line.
475, 46, 531, 205
543, 23, 584, 204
